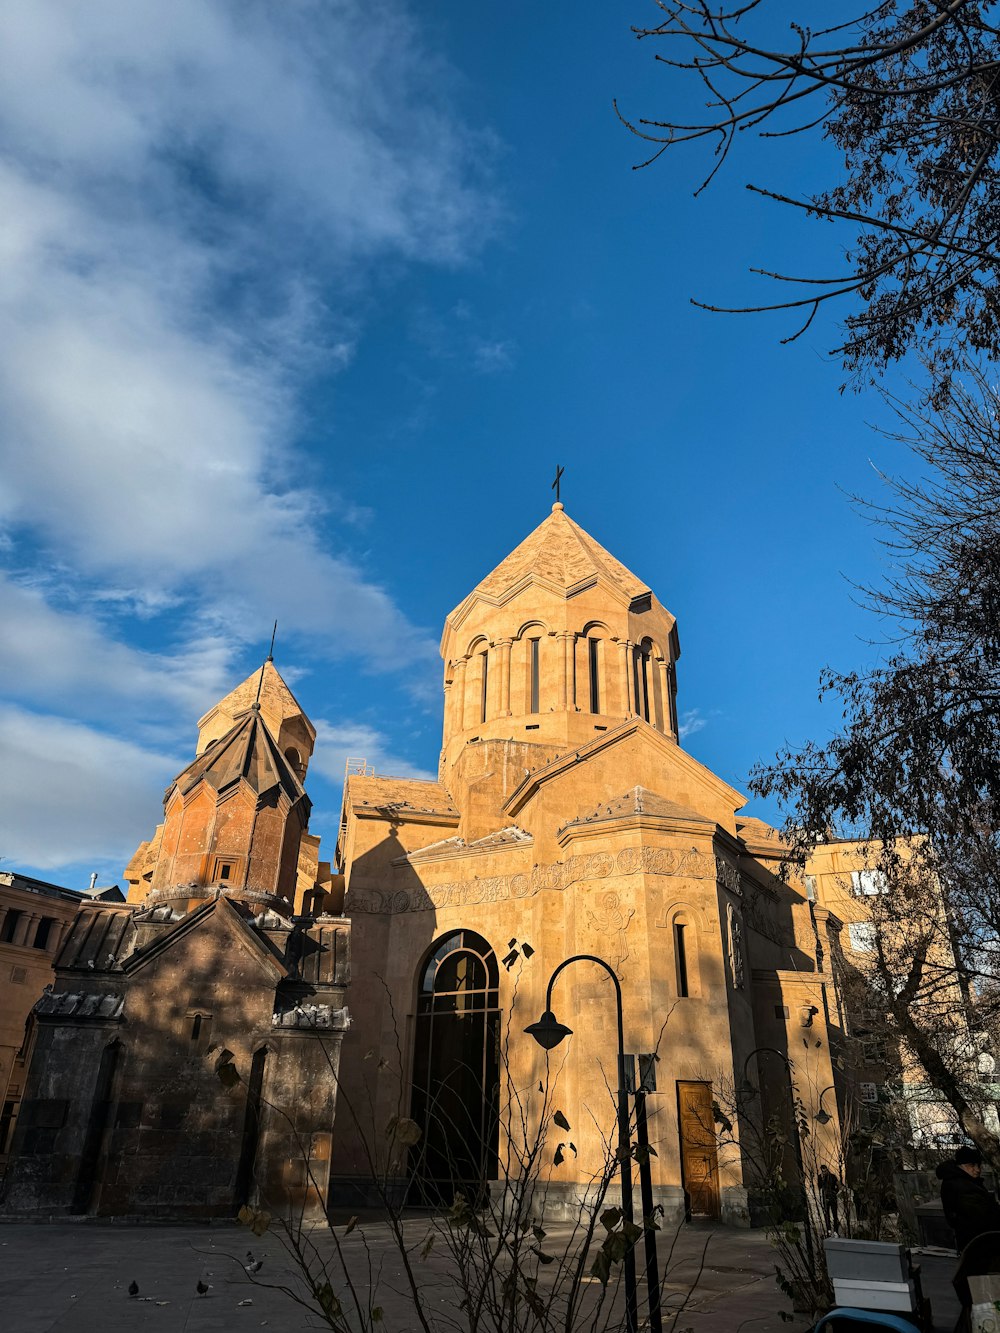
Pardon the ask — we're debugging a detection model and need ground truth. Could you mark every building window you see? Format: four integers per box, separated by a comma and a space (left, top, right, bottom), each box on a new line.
674, 923, 689, 997
187, 1012, 212, 1049
32, 918, 53, 950
211, 858, 238, 884
589, 639, 600, 714
848, 921, 876, 953
529, 639, 540, 714
804, 875, 816, 902
480, 649, 489, 724
859, 1082, 879, 1104
638, 646, 652, 722
411, 930, 501, 1204
0, 1100, 17, 1154
1, 911, 21, 944
861, 1038, 886, 1065
851, 870, 888, 896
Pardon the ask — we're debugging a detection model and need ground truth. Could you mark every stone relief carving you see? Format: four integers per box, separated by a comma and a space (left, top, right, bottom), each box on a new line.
715, 856, 742, 897
347, 844, 717, 916
726, 901, 745, 990
585, 891, 634, 977
742, 885, 794, 949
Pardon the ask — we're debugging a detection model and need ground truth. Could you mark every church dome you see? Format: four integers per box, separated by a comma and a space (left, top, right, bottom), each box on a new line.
440, 504, 680, 762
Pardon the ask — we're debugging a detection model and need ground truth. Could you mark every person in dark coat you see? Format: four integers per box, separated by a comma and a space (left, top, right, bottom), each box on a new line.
937, 1147, 1000, 1251
818, 1164, 841, 1234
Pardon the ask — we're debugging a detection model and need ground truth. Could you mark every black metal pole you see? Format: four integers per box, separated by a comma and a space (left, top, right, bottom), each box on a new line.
545, 956, 638, 1333
634, 1086, 662, 1333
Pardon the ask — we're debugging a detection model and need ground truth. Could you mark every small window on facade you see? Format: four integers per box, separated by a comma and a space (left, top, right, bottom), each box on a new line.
674, 923, 689, 998
851, 869, 888, 896
191, 1014, 202, 1041
480, 649, 489, 724
32, 918, 52, 950
1, 911, 21, 944
589, 639, 600, 714
848, 921, 876, 953
211, 857, 238, 884
529, 639, 540, 713
774, 1004, 790, 1019
639, 647, 651, 722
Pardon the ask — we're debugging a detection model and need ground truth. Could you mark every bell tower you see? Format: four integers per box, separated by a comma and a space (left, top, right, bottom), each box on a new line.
125, 662, 314, 912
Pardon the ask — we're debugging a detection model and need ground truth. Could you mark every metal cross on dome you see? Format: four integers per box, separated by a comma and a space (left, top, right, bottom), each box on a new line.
551, 464, 565, 502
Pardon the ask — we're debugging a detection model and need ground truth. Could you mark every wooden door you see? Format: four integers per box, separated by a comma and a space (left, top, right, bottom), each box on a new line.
677, 1081, 720, 1218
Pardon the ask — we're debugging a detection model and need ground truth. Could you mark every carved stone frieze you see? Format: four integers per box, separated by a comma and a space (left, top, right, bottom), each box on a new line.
715, 856, 742, 898
347, 844, 717, 916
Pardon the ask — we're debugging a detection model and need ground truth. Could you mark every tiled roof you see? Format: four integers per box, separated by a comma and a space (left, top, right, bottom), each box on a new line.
36, 989, 124, 1019
55, 905, 135, 971
346, 775, 458, 819
457, 505, 650, 611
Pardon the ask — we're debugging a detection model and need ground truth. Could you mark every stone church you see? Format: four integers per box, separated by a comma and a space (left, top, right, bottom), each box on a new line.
3, 502, 848, 1225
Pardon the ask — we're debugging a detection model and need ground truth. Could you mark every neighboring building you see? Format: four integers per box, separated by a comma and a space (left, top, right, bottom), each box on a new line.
2, 663, 348, 1220
808, 840, 999, 1154
0, 871, 106, 1171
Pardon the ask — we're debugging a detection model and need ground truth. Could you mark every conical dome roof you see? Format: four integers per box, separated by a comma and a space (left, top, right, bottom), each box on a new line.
449, 503, 650, 623
172, 706, 308, 810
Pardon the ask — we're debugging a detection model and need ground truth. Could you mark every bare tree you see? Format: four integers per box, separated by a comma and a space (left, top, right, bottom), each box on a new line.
753, 358, 1000, 1164
619, 2, 1000, 378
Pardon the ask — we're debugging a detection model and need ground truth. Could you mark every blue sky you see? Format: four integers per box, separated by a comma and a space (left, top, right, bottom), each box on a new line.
0, 1, 906, 887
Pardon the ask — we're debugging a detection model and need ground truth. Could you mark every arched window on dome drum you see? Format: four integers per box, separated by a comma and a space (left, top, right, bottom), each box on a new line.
636, 643, 652, 722
636, 638, 663, 729
409, 930, 500, 1206
529, 638, 540, 713
589, 638, 601, 714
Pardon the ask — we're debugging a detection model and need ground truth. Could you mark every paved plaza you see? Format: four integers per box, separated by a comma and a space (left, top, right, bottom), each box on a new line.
0, 1219, 962, 1333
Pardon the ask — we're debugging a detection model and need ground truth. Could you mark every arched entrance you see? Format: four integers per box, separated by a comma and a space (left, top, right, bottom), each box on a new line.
409, 930, 500, 1205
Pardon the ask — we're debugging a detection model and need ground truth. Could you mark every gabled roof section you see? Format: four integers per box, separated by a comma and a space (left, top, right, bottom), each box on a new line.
170, 706, 308, 809
122, 893, 287, 982
447, 504, 651, 625
560, 786, 714, 836
503, 718, 747, 821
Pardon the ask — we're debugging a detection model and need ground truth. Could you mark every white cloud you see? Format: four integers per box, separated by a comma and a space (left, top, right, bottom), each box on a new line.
0, 0, 496, 671
310, 719, 436, 786
679, 708, 708, 740
0, 571, 233, 724
0, 705, 179, 870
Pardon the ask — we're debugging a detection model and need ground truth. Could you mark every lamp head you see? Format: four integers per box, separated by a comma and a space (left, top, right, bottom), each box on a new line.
815, 1107, 833, 1126
525, 1009, 573, 1051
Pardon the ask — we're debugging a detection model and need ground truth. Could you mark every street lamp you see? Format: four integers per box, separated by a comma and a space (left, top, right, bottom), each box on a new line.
526, 954, 641, 1333
815, 1085, 836, 1126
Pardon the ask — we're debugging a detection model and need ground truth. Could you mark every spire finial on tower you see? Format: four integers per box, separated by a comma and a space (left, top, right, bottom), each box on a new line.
551, 463, 564, 507
254, 620, 278, 705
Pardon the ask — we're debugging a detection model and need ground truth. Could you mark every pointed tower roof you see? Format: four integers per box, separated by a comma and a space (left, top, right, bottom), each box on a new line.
172, 706, 309, 809
196, 660, 315, 757
448, 502, 650, 625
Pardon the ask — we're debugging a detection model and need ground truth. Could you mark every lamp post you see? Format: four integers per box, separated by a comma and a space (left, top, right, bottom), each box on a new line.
525, 954, 639, 1333
739, 1046, 816, 1272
